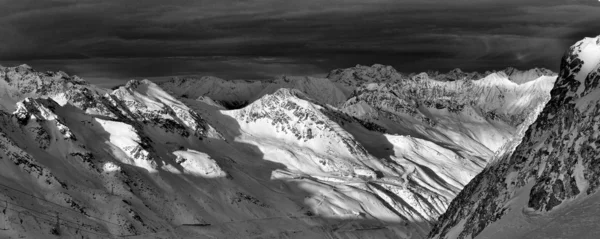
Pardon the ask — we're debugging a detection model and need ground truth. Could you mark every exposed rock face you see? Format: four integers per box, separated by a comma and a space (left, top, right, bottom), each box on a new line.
342, 72, 554, 127
328, 64, 555, 129
337, 69, 555, 154
0, 64, 100, 111
429, 36, 600, 239
224, 88, 376, 177
111, 79, 221, 140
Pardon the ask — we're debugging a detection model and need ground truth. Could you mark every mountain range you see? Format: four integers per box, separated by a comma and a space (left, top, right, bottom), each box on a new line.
0, 51, 559, 238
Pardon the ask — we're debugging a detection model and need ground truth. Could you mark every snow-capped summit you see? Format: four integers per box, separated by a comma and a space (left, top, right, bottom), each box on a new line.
223, 88, 376, 177
501, 67, 556, 84
0, 64, 98, 112
430, 35, 600, 239
111, 79, 222, 140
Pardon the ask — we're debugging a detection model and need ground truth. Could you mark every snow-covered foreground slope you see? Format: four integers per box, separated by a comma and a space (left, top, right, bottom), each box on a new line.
0, 62, 554, 239
430, 35, 600, 239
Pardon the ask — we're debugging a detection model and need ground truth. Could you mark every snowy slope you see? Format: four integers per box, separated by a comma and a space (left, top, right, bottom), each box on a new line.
429, 35, 600, 239
0, 66, 454, 239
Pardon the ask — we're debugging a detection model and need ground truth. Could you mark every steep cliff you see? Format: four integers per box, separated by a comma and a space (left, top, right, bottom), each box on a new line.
430, 35, 600, 239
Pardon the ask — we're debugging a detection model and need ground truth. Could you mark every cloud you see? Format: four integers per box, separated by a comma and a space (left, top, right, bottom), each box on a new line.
0, 0, 598, 78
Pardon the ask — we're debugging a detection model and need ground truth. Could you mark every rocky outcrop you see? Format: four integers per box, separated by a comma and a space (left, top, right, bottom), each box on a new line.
429, 35, 600, 239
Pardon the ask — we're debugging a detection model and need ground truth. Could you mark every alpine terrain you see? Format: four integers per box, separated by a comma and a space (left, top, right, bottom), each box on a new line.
430, 36, 600, 239
0, 61, 555, 238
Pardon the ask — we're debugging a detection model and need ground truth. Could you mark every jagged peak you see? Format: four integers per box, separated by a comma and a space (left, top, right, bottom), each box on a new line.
238, 88, 325, 115
551, 35, 600, 104
14, 97, 60, 122
502, 66, 554, 74
474, 72, 518, 87
263, 88, 309, 101
1, 64, 86, 82
572, 36, 600, 91
328, 63, 559, 85
122, 79, 155, 90
0, 65, 98, 112
497, 67, 556, 84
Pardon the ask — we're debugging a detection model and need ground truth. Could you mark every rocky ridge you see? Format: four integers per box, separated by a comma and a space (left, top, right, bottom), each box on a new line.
429, 35, 600, 239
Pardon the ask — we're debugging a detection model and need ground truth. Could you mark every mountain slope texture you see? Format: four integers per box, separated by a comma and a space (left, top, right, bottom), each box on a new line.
430, 35, 600, 239
0, 62, 554, 238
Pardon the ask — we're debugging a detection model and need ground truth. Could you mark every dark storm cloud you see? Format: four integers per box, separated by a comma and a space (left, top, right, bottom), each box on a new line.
0, 0, 599, 84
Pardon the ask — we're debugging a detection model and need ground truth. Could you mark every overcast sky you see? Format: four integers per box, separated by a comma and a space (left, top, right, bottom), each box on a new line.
0, 0, 598, 86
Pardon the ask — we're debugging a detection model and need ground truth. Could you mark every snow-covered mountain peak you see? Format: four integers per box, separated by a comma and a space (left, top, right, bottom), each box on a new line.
14, 97, 60, 122
223, 88, 377, 177
501, 67, 556, 84
1, 64, 87, 87
263, 87, 306, 99
568, 35, 600, 97
533, 35, 600, 111
264, 76, 348, 106
473, 72, 519, 87
0, 64, 121, 126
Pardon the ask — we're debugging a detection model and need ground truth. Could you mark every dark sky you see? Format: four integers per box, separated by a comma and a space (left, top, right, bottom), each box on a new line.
0, 0, 599, 86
